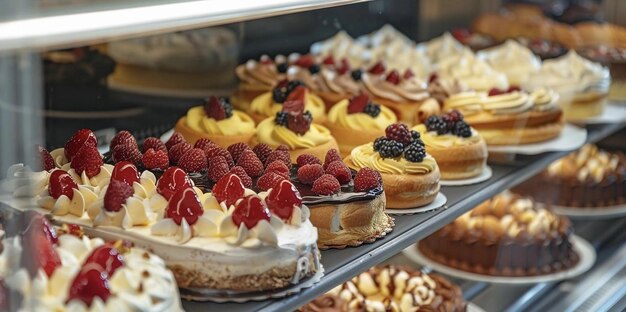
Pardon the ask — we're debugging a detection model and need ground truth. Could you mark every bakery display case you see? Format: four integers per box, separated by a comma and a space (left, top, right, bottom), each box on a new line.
1, 0, 625, 311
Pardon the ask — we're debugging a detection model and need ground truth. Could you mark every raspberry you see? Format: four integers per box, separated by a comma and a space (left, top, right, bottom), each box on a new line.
64, 129, 97, 162
377, 139, 404, 158
325, 160, 352, 184
256, 171, 287, 191
425, 116, 448, 135
385, 70, 401, 85
142, 148, 169, 170
354, 168, 382, 192
446, 110, 464, 123
229, 166, 253, 188
103, 180, 133, 212
194, 138, 217, 150
403, 69, 415, 80
452, 121, 472, 138
236, 149, 264, 178
203, 146, 234, 168
142, 137, 167, 153
227, 143, 251, 163
111, 143, 142, 165
323, 149, 342, 169
368, 61, 386, 75
347, 94, 369, 114
265, 150, 292, 169
168, 142, 192, 165
364, 103, 381, 117
297, 164, 324, 185
110, 130, 137, 151
178, 148, 208, 173
165, 132, 185, 149
265, 160, 290, 178
296, 154, 321, 167
207, 156, 230, 182
404, 143, 427, 162
203, 96, 233, 120
253, 143, 273, 164
385, 123, 411, 145
276, 145, 290, 153
312, 174, 341, 196
38, 145, 55, 171
71, 145, 104, 178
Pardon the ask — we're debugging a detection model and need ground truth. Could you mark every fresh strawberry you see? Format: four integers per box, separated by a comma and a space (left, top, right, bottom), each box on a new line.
312, 174, 341, 195
168, 142, 192, 165
282, 99, 305, 115
347, 93, 370, 114
323, 149, 342, 169
229, 166, 253, 188
232, 195, 271, 229
111, 161, 140, 187
48, 169, 78, 199
142, 137, 167, 153
104, 180, 133, 212
207, 156, 230, 182
354, 167, 382, 192
368, 61, 386, 75
385, 70, 401, 85
166, 187, 204, 225
194, 138, 217, 150
110, 130, 137, 151
84, 243, 124, 277
165, 132, 185, 149
67, 266, 111, 306
21, 214, 62, 277
203, 96, 233, 120
227, 142, 251, 163
203, 146, 234, 168
266, 180, 302, 221
71, 145, 103, 178
253, 143, 273, 164
322, 55, 335, 65
64, 129, 97, 162
256, 171, 287, 191
297, 164, 324, 185
156, 167, 192, 200
265, 160, 290, 178
265, 150, 292, 169
294, 55, 315, 68
111, 143, 142, 165
287, 111, 312, 135
325, 160, 351, 184
212, 173, 245, 207
236, 150, 264, 178
177, 148, 207, 173
38, 145, 55, 171
403, 69, 415, 80
296, 154, 322, 167
142, 148, 169, 170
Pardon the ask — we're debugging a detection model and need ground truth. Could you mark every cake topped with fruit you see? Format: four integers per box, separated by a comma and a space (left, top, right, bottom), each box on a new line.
249, 78, 326, 124
413, 110, 488, 180
346, 123, 440, 209
326, 93, 397, 157
174, 96, 256, 147
0, 212, 182, 311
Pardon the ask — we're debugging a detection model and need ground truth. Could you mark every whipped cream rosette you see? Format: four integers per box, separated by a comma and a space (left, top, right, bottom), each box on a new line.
435, 49, 509, 92
418, 32, 468, 64
1, 164, 50, 198
478, 39, 542, 86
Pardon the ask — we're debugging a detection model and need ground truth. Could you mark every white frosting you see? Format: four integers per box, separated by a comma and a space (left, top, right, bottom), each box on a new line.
435, 49, 509, 91
1, 164, 49, 197
50, 148, 69, 168
60, 163, 113, 189
478, 40, 541, 86
418, 32, 467, 64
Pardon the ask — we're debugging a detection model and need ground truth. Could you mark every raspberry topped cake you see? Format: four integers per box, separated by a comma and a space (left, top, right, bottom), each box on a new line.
249, 79, 326, 124
346, 123, 441, 209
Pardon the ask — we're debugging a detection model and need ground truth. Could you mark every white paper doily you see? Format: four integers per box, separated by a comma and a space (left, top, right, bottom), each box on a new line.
487, 124, 587, 155
386, 193, 447, 215
467, 302, 486, 312
568, 103, 626, 124
403, 235, 595, 285
108, 77, 233, 99
551, 203, 626, 219
440, 166, 493, 186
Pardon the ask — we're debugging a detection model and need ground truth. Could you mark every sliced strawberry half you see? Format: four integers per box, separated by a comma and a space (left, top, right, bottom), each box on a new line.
84, 243, 125, 277
64, 129, 97, 162
67, 265, 111, 306
110, 161, 140, 187
212, 173, 245, 207
166, 187, 204, 226
232, 195, 271, 229
347, 93, 370, 114
48, 169, 78, 200
265, 180, 302, 221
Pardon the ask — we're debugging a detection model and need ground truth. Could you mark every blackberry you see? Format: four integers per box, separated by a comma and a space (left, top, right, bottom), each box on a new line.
351, 69, 363, 81
452, 121, 472, 138
286, 80, 305, 94
303, 111, 312, 120
385, 123, 411, 146
222, 97, 233, 118
425, 116, 448, 135
274, 112, 289, 126
272, 87, 287, 103
364, 103, 381, 117
446, 109, 463, 123
378, 139, 404, 158
404, 143, 427, 162
410, 130, 421, 142
276, 63, 289, 73
373, 137, 386, 151
308, 64, 321, 74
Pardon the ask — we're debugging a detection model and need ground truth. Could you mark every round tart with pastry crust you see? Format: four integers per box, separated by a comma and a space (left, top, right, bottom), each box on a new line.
444, 87, 564, 145
419, 192, 580, 276
174, 96, 256, 147
414, 110, 488, 180
249, 79, 326, 124
345, 123, 441, 209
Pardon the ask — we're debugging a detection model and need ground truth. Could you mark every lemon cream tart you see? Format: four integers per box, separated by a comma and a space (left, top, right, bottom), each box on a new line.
249, 79, 326, 124
326, 94, 397, 157
345, 123, 440, 209
415, 110, 488, 180
0, 212, 182, 311
444, 87, 563, 145
174, 96, 256, 147
232, 54, 287, 110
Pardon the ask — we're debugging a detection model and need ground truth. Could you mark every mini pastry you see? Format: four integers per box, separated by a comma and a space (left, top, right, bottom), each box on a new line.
174, 96, 256, 147
249, 79, 326, 124
477, 39, 541, 86
326, 94, 397, 157
232, 55, 287, 111
345, 123, 441, 209
435, 48, 510, 92
513, 144, 626, 208
525, 50, 611, 120
253, 95, 338, 162
444, 87, 564, 145
415, 110, 488, 180
299, 265, 467, 312
419, 192, 580, 276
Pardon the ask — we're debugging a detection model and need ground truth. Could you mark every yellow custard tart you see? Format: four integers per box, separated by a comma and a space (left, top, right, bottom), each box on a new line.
249, 80, 326, 124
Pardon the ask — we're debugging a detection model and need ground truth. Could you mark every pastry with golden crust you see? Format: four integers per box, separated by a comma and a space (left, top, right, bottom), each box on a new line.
419, 192, 580, 276
249, 79, 326, 124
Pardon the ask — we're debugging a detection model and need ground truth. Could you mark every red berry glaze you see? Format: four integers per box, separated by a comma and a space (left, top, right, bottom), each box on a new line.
110, 161, 140, 187
67, 266, 111, 306
232, 195, 271, 229
297, 164, 324, 185
48, 169, 78, 200
166, 187, 204, 225
312, 174, 341, 196
266, 180, 301, 221
103, 180, 133, 212
64, 129, 97, 162
84, 243, 125, 277
156, 167, 192, 200
212, 173, 245, 207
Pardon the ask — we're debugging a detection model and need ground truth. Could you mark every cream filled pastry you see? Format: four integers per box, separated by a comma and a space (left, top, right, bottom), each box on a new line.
174, 96, 256, 147
418, 32, 468, 64
310, 31, 369, 68
345, 123, 440, 209
435, 49, 509, 92
232, 54, 287, 110
326, 94, 397, 157
478, 39, 541, 86
250, 79, 326, 124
